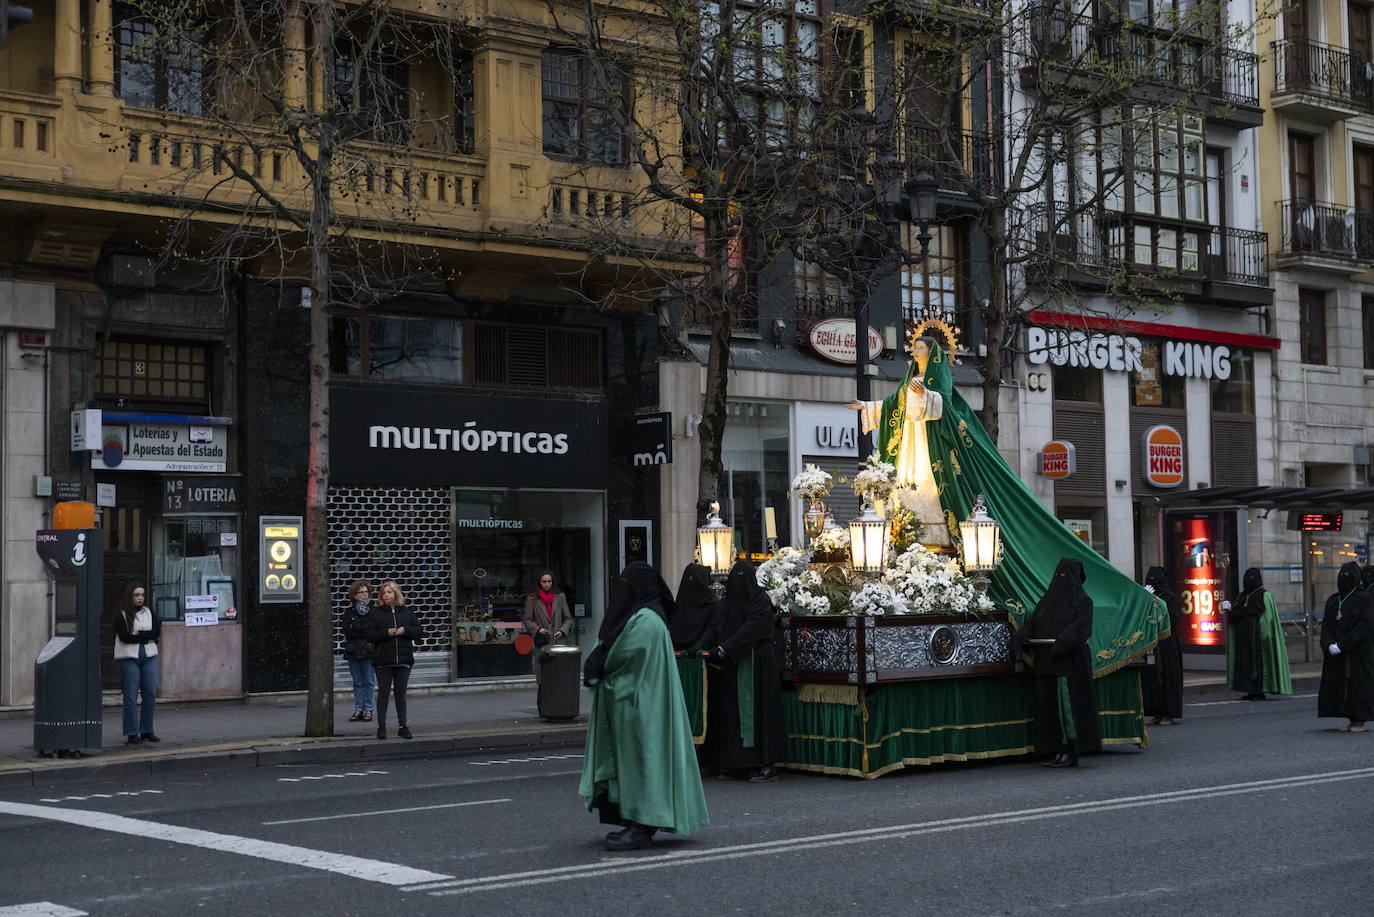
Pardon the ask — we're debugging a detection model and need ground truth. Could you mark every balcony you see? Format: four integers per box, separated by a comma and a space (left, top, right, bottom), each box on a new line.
1276, 199, 1374, 274
901, 126, 1001, 198
1026, 203, 1271, 303
1271, 40, 1371, 122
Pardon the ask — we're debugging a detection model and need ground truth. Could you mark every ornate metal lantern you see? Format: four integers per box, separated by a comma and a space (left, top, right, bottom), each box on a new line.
697, 501, 735, 576
848, 499, 891, 575
958, 494, 1003, 589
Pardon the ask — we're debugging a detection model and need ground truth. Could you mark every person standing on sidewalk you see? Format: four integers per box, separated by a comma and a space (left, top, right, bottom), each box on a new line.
112, 583, 160, 745
1141, 567, 1183, 726
1243, 568, 1292, 697
580, 562, 708, 851
342, 580, 377, 723
1226, 568, 1266, 700
523, 570, 571, 684
1318, 561, 1374, 732
363, 580, 425, 740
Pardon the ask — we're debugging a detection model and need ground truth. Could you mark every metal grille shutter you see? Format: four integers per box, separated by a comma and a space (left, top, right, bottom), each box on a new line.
1130, 407, 1187, 489
548, 329, 603, 388
1211, 414, 1258, 486
505, 327, 548, 386
472, 323, 506, 384
1052, 405, 1105, 495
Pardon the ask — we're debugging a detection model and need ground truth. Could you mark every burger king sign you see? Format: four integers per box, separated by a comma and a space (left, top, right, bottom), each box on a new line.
1142, 425, 1184, 488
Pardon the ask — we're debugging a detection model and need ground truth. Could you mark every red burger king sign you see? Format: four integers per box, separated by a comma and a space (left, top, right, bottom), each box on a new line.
1040, 440, 1076, 479
1142, 425, 1184, 488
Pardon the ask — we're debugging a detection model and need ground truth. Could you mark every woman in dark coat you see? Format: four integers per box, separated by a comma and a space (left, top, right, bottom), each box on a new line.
1141, 566, 1183, 725
698, 559, 786, 782
1227, 567, 1267, 700
1011, 557, 1100, 768
362, 579, 426, 740
1317, 561, 1374, 732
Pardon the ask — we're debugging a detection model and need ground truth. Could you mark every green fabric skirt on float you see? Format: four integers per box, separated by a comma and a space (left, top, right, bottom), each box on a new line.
778, 669, 1146, 778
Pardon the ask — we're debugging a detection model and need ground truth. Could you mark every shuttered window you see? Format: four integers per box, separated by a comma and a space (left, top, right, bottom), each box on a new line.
1053, 405, 1105, 495
1211, 415, 1258, 486
471, 323, 604, 390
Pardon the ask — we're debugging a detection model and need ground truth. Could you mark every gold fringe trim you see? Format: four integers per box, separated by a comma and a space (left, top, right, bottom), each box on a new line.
798, 683, 862, 706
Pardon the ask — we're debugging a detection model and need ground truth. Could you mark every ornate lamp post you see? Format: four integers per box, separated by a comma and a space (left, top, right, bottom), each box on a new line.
697, 501, 735, 576
848, 498, 892, 576
958, 494, 1003, 590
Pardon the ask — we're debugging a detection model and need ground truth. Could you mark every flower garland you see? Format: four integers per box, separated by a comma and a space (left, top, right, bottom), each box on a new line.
850, 580, 908, 616
881, 544, 995, 616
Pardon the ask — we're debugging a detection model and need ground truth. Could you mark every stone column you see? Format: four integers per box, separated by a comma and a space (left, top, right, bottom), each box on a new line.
89, 0, 116, 97
54, 0, 84, 94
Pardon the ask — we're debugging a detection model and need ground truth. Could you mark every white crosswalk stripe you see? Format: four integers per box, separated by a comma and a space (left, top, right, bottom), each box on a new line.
278, 769, 388, 783
39, 789, 163, 804
468, 753, 584, 767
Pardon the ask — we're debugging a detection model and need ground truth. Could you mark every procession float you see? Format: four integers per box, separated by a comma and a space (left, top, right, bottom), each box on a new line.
687, 323, 1168, 777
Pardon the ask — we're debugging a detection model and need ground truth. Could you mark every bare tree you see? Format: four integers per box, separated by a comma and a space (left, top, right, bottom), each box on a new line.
111, 0, 472, 735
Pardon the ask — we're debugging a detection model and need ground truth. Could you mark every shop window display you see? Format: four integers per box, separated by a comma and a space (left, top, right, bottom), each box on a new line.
723, 401, 791, 557
150, 516, 238, 620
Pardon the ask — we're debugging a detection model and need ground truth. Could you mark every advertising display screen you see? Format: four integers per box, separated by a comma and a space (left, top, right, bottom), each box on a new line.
1163, 511, 1240, 648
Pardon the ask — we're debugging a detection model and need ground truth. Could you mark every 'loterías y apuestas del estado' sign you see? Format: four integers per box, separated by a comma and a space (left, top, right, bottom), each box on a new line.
1025, 327, 1232, 380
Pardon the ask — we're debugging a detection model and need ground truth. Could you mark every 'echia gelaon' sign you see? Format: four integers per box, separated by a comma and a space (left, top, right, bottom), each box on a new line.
1143, 425, 1184, 488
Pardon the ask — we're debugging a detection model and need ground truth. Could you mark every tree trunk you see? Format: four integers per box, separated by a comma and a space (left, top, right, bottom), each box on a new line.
304, 145, 334, 738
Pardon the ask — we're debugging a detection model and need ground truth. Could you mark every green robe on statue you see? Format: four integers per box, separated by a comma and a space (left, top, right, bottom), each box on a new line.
579, 607, 709, 835
904, 338, 1168, 674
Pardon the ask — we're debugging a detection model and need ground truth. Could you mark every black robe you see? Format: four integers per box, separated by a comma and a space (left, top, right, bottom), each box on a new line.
670, 563, 717, 651
1228, 567, 1265, 695
698, 560, 786, 771
1141, 566, 1183, 719
1012, 557, 1101, 756
1317, 562, 1374, 722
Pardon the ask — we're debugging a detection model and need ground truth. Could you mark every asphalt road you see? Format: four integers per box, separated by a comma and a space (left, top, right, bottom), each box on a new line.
2, 691, 1370, 917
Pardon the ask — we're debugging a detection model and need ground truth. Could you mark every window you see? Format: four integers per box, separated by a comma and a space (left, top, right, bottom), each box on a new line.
1054, 364, 1103, 403
331, 314, 462, 382
901, 223, 961, 332
334, 42, 410, 144
114, 6, 210, 116
704, 0, 821, 140
1130, 341, 1186, 407
542, 50, 627, 164
151, 517, 238, 622
471, 324, 604, 390
97, 339, 209, 403
1212, 349, 1254, 414
454, 51, 475, 153
1363, 296, 1374, 370
1101, 109, 1205, 222
1299, 287, 1327, 364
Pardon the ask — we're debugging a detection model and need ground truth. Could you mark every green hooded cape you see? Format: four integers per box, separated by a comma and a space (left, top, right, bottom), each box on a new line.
892, 340, 1167, 675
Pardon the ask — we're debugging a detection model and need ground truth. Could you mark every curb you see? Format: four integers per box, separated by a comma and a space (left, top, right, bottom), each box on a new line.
0, 723, 586, 789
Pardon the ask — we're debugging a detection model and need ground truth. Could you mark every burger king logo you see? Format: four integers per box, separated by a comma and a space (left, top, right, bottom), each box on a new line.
1040, 440, 1076, 479
1142, 425, 1184, 488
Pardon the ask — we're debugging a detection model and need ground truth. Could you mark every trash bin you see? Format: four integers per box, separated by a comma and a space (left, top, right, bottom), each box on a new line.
537, 644, 582, 720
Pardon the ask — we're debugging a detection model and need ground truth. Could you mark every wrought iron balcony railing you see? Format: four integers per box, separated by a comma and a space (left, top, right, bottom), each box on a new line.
1272, 39, 1374, 109
901, 126, 1000, 193
1278, 199, 1374, 262
794, 292, 853, 327
1205, 226, 1269, 287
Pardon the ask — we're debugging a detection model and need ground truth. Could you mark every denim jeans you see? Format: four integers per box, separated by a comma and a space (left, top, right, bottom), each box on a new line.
348, 658, 376, 712
118, 655, 158, 736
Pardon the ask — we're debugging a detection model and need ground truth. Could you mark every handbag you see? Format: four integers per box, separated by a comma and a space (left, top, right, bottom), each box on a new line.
344, 636, 375, 660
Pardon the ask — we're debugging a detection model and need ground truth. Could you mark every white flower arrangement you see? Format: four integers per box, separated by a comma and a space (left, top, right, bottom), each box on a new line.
850, 580, 908, 616
852, 453, 897, 504
756, 547, 832, 615
789, 463, 833, 502
811, 525, 851, 555
881, 544, 995, 616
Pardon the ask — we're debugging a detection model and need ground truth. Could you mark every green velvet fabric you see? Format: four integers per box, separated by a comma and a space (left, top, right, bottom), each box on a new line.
675, 654, 707, 743
914, 341, 1168, 675
778, 669, 1146, 778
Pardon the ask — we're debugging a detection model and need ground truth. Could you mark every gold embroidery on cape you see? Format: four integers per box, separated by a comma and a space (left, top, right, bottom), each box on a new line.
948, 450, 963, 476
958, 419, 973, 448
944, 509, 961, 545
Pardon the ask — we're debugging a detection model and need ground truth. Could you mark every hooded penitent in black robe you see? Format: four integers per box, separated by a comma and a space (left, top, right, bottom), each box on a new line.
1317, 562, 1374, 724
698, 559, 786, 773
670, 563, 717, 651
1362, 565, 1374, 594
1141, 566, 1183, 720
1228, 567, 1265, 696
1011, 557, 1101, 757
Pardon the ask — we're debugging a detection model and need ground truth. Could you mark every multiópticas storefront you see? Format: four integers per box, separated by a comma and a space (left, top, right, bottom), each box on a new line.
326, 386, 623, 682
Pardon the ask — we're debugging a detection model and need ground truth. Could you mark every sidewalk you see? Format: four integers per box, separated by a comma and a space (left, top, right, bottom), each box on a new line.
0, 659, 1327, 789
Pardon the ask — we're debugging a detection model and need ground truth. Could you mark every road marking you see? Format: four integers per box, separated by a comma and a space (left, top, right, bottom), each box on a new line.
407, 766, 1374, 896
469, 754, 584, 767
1190, 692, 1317, 708
0, 800, 451, 887
263, 797, 512, 825
38, 790, 164, 804
278, 769, 388, 783
0, 905, 87, 916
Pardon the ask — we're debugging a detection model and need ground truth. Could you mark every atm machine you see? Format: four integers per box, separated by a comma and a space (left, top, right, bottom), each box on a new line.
33, 513, 104, 757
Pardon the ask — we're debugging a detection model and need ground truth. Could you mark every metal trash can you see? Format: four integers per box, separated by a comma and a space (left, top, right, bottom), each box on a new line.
537, 644, 582, 720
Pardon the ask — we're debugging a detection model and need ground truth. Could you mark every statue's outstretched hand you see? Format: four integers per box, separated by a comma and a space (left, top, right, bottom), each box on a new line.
844, 400, 864, 411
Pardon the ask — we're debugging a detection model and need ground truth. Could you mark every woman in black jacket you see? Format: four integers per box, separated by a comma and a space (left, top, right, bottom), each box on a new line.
362, 580, 425, 740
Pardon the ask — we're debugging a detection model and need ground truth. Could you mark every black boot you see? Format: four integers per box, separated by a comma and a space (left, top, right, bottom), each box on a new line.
1049, 751, 1079, 768
1042, 753, 1066, 767
604, 822, 654, 851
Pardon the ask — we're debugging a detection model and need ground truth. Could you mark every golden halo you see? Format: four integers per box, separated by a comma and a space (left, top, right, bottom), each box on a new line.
907, 319, 960, 361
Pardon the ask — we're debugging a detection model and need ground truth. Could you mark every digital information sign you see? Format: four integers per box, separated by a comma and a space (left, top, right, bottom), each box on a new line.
1163, 510, 1242, 649
258, 515, 304, 604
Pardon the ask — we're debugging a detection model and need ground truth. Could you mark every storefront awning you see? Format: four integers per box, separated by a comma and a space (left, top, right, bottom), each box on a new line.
1156, 485, 1374, 509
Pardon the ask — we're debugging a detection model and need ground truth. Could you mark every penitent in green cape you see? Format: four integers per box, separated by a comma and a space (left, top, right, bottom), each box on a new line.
1226, 591, 1293, 695
579, 607, 709, 834
879, 339, 1168, 675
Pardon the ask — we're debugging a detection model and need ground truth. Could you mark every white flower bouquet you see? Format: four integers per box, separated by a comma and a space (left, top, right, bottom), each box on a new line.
881, 544, 995, 616
811, 525, 851, 555
852, 453, 897, 504
789, 463, 833, 502
756, 547, 833, 615
850, 580, 908, 616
